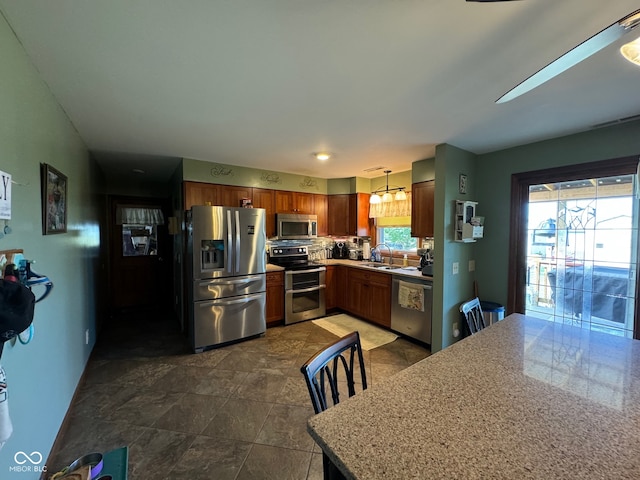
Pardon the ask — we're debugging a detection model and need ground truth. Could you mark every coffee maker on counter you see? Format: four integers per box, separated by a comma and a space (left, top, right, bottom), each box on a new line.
418, 248, 433, 276
332, 242, 349, 259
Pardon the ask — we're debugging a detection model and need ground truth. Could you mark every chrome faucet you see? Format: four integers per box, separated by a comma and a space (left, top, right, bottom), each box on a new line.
375, 243, 393, 265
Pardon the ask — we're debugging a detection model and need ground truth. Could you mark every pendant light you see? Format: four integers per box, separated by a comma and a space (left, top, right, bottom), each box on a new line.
370, 170, 406, 203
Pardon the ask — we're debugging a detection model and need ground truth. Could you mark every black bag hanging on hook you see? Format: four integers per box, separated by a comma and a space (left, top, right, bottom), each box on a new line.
0, 278, 35, 359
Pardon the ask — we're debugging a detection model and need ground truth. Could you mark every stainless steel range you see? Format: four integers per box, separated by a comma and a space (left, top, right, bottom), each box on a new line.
269, 246, 326, 324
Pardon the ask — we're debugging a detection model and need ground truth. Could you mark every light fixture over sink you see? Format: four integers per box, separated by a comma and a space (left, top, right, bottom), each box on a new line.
370, 170, 406, 204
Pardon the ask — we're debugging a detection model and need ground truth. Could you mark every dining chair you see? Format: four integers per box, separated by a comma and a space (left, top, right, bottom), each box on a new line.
459, 297, 486, 335
300, 330, 368, 414
301, 331, 367, 480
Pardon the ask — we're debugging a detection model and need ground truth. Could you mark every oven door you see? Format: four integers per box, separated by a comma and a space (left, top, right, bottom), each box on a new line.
285, 267, 326, 324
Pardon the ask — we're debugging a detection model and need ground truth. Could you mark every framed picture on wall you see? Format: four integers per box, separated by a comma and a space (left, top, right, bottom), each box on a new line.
41, 163, 67, 234
459, 173, 467, 194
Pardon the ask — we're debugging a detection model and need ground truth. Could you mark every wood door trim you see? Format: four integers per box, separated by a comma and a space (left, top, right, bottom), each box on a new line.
507, 155, 640, 337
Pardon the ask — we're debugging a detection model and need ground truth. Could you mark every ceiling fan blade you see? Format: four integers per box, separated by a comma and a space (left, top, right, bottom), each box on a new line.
496, 9, 640, 103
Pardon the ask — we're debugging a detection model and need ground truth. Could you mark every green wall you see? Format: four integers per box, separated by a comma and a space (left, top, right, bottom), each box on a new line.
183, 157, 329, 193
0, 12, 101, 472
432, 144, 478, 352
474, 120, 640, 310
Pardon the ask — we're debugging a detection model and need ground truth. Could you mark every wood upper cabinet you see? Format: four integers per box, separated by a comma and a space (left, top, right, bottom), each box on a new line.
411, 180, 435, 238
328, 195, 350, 236
314, 194, 328, 237
328, 193, 370, 237
266, 270, 284, 326
353, 193, 371, 237
345, 268, 390, 328
252, 188, 276, 238
219, 185, 253, 208
275, 190, 314, 213
183, 181, 220, 210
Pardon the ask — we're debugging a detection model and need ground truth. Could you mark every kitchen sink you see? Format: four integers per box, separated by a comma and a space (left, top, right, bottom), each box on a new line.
361, 263, 403, 270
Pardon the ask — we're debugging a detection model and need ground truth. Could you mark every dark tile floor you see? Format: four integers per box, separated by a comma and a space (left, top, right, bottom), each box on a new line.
46, 308, 430, 479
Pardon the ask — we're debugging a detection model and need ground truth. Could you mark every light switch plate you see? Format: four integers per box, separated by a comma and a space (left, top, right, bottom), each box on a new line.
469, 260, 475, 272
453, 262, 459, 275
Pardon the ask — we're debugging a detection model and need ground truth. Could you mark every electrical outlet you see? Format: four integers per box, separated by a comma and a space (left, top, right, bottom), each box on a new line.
469, 260, 475, 272
85, 329, 89, 345
452, 262, 459, 275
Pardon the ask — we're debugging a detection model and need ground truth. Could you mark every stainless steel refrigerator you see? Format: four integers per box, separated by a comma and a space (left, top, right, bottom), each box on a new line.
187, 205, 267, 352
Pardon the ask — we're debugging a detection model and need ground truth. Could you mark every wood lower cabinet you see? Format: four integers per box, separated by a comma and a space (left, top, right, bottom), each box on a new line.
345, 268, 391, 328
325, 265, 347, 311
266, 271, 284, 326
411, 180, 435, 238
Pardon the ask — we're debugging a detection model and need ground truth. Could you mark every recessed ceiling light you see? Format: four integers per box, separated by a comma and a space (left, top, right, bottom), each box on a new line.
132, 168, 145, 174
313, 152, 331, 161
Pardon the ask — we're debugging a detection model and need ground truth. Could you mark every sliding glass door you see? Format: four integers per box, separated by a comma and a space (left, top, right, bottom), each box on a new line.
508, 156, 640, 339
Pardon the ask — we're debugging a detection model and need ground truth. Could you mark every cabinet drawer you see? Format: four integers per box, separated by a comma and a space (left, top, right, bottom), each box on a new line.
266, 271, 284, 285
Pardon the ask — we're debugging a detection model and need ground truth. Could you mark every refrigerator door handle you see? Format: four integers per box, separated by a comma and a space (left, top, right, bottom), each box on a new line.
200, 276, 264, 288
226, 209, 233, 274
197, 293, 263, 307
235, 209, 241, 273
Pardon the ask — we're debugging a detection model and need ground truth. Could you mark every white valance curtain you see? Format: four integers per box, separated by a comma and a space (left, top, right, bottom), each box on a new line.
116, 206, 165, 225
369, 192, 411, 218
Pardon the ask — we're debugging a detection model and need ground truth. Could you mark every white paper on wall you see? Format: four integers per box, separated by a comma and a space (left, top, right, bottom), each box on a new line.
0, 171, 11, 220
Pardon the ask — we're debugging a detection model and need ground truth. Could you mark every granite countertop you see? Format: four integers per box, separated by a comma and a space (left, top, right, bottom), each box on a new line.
307, 314, 640, 479
314, 259, 432, 280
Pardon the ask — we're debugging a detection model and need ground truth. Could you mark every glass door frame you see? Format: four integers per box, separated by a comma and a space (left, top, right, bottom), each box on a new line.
507, 155, 640, 339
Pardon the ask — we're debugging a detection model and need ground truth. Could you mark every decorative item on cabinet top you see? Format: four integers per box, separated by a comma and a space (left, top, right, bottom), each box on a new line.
455, 200, 484, 243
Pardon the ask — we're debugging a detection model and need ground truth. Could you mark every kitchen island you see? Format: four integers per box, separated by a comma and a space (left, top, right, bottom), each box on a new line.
307, 313, 640, 479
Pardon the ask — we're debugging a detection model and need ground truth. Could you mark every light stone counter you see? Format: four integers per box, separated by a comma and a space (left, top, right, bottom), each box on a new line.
314, 258, 432, 281
307, 314, 640, 479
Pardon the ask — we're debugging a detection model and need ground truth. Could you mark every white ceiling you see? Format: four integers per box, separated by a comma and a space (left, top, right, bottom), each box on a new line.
1, 1, 640, 182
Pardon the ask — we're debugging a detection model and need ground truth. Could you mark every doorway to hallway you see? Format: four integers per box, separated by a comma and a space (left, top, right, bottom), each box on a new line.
508, 156, 640, 338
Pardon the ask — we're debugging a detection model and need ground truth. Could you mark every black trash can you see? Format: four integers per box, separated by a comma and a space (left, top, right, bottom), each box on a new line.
480, 301, 505, 326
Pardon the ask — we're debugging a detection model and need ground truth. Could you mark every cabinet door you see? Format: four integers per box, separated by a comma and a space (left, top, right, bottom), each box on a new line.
294, 192, 313, 213
183, 181, 220, 210
353, 193, 371, 237
328, 195, 350, 235
275, 190, 294, 213
411, 181, 435, 238
253, 188, 276, 238
314, 194, 328, 237
266, 271, 284, 326
219, 185, 253, 208
368, 272, 391, 328
325, 266, 336, 310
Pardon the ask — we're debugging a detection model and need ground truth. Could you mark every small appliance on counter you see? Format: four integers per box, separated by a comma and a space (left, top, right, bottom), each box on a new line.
418, 248, 434, 276
332, 242, 349, 259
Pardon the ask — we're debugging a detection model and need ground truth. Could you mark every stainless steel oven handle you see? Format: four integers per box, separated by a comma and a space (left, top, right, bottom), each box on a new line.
285, 267, 326, 275
286, 284, 326, 294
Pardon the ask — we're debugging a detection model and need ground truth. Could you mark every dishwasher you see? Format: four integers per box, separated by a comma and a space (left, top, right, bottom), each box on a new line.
391, 275, 432, 344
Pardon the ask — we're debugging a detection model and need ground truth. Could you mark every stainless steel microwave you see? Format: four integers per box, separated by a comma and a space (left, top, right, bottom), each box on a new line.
276, 213, 318, 239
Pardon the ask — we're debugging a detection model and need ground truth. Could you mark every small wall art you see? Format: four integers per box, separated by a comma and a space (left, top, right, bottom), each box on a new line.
459, 173, 467, 195
41, 163, 67, 234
